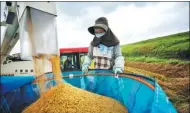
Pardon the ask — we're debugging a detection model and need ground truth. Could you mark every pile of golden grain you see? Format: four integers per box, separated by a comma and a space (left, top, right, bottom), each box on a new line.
23, 83, 128, 113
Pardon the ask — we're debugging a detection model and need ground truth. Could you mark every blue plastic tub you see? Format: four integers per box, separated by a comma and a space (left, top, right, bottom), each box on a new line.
0, 70, 177, 113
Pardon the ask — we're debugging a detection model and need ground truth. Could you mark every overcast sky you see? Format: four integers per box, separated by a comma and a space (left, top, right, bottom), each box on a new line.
1, 2, 189, 55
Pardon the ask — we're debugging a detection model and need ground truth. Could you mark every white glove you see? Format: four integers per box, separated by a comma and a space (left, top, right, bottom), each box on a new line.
113, 68, 123, 74
82, 64, 88, 73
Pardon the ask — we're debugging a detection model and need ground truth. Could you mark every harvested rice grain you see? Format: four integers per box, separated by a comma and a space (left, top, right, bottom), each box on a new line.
23, 83, 128, 113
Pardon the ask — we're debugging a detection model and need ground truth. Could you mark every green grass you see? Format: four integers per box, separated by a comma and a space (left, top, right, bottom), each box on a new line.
126, 56, 190, 64
122, 31, 190, 63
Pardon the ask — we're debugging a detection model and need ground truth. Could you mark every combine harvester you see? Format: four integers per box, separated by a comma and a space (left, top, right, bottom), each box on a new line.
0, 2, 177, 113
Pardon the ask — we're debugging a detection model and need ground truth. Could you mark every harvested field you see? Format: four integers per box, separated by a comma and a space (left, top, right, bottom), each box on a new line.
125, 61, 189, 77
125, 61, 189, 113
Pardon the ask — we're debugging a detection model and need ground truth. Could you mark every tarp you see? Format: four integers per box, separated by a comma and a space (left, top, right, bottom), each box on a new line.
0, 70, 177, 113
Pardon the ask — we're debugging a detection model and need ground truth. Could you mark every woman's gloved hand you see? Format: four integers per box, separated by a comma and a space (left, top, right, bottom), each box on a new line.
82, 64, 89, 73
113, 68, 123, 74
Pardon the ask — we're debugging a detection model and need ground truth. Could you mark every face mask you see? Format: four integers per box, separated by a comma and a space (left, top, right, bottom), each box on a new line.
95, 32, 105, 38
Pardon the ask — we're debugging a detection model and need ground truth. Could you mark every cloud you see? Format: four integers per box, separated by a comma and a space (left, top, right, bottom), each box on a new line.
4, 2, 189, 55
102, 2, 189, 44
55, 2, 189, 48
56, 5, 106, 48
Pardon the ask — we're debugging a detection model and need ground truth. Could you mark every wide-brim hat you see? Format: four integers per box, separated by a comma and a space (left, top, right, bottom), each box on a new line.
88, 17, 109, 35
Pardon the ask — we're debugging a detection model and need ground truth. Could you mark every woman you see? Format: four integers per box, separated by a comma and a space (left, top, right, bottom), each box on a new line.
82, 17, 124, 74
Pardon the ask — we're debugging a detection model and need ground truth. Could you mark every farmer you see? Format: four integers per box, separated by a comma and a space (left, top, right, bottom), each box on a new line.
82, 17, 124, 74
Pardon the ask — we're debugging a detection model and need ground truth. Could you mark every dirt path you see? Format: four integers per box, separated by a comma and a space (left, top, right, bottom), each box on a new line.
124, 62, 189, 113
